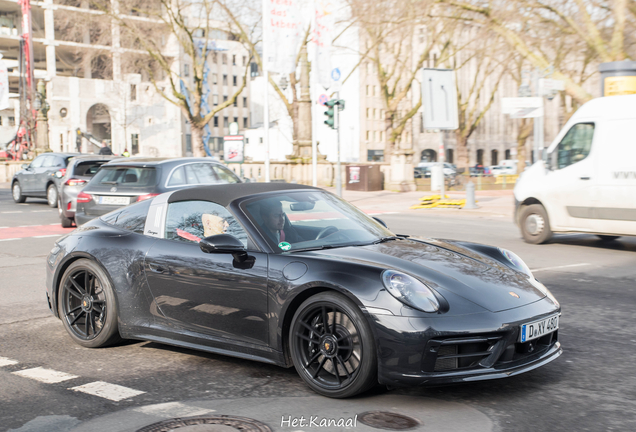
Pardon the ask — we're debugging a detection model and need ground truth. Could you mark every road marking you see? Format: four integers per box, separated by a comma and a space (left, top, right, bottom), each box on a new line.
13, 367, 79, 384
18, 225, 39, 228
531, 263, 591, 273
31, 210, 52, 213
34, 235, 62, 238
0, 238, 20, 242
1, 211, 23, 214
69, 381, 145, 401
134, 402, 213, 418
0, 357, 18, 367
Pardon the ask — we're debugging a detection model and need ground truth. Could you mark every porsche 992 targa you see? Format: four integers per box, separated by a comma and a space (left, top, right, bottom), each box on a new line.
46, 183, 562, 398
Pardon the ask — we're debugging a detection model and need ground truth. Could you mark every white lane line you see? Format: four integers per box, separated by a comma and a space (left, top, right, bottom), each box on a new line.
134, 402, 213, 418
0, 238, 21, 242
1, 211, 23, 214
13, 367, 79, 384
0, 226, 8, 229
18, 225, 39, 227
531, 263, 591, 273
0, 357, 18, 367
70, 381, 145, 401
31, 210, 52, 213
49, 223, 59, 226
34, 235, 62, 238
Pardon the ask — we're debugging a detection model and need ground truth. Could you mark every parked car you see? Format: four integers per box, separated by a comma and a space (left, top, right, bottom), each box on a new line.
74, 157, 242, 226
414, 166, 431, 178
417, 162, 456, 177
47, 183, 562, 398
11, 152, 79, 207
58, 155, 120, 227
515, 94, 636, 244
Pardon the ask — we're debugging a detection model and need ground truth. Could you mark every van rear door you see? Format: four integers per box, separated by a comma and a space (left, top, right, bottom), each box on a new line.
590, 118, 636, 235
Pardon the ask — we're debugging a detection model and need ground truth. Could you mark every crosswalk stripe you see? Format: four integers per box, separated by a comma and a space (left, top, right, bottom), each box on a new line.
0, 357, 18, 367
69, 381, 145, 401
13, 367, 79, 384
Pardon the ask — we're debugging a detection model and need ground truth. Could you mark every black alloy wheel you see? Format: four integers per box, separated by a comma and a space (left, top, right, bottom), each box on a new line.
58, 259, 121, 348
290, 292, 377, 398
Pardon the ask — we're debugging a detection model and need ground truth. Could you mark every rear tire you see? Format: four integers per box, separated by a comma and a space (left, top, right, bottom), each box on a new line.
12, 181, 26, 203
47, 184, 58, 208
520, 204, 552, 244
289, 292, 377, 398
58, 259, 121, 348
597, 235, 620, 241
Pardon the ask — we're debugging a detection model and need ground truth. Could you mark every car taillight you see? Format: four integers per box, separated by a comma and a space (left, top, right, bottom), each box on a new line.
67, 202, 71, 210
64, 178, 87, 187
136, 193, 160, 202
76, 192, 92, 203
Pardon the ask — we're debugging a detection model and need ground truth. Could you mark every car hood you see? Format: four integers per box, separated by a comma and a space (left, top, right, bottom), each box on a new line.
311, 238, 545, 313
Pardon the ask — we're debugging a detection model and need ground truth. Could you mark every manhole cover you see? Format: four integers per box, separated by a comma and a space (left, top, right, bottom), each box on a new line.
358, 411, 420, 431
136, 415, 272, 432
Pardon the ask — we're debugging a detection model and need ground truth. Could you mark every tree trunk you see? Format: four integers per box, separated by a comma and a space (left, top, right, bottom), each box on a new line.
455, 131, 469, 172
517, 118, 533, 173
191, 126, 206, 158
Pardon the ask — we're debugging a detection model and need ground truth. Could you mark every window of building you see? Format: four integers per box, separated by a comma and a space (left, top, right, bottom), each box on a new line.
222, 54, 227, 64
373, 108, 377, 119
0, 117, 2, 126
223, 75, 228, 85
233, 98, 237, 107
224, 117, 229, 127
214, 116, 218, 127
212, 73, 218, 84
243, 117, 248, 128
213, 94, 218, 105
373, 131, 377, 141
212, 52, 217, 63
366, 131, 370, 141
223, 95, 228, 102
243, 97, 247, 107
242, 56, 247, 66
233, 75, 237, 86
366, 85, 370, 96
233, 117, 238, 124
366, 108, 370, 119
184, 64, 189, 77
131, 133, 139, 154
130, 84, 136, 101
9, 117, 15, 126
380, 131, 384, 142
367, 150, 384, 162
232, 55, 236, 65
373, 86, 377, 96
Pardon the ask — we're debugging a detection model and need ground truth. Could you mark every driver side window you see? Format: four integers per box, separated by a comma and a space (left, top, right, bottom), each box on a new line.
165, 200, 248, 247
554, 123, 594, 170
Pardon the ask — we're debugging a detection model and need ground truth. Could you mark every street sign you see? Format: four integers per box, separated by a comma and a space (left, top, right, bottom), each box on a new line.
538, 78, 565, 96
318, 94, 329, 106
223, 135, 244, 163
502, 97, 544, 118
422, 68, 459, 130
229, 121, 239, 136
331, 68, 341, 81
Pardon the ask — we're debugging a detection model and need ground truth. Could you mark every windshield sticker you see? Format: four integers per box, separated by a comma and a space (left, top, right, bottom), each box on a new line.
278, 242, 291, 251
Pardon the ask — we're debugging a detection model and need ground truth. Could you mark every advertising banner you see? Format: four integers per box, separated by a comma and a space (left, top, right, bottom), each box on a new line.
313, 0, 334, 88
223, 135, 245, 163
263, 0, 304, 74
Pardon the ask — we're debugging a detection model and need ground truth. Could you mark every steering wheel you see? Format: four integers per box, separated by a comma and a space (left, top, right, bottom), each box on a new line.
316, 226, 338, 240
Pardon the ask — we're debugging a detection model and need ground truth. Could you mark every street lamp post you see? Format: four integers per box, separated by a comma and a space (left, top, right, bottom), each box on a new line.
34, 79, 50, 151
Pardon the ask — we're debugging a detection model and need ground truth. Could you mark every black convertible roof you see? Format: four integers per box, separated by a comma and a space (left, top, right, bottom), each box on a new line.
168, 182, 323, 207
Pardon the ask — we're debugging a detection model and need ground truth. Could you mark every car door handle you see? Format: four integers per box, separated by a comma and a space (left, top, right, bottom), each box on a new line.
148, 263, 167, 273
580, 176, 591, 180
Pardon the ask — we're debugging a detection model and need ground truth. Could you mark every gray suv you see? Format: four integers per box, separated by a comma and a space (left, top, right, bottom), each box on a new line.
12, 152, 79, 207
58, 155, 119, 227
75, 157, 242, 226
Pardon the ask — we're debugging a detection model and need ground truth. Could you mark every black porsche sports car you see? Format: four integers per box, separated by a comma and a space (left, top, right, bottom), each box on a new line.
46, 183, 562, 398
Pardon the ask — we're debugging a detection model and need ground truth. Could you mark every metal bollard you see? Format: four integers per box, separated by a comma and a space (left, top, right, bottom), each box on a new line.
503, 174, 506, 189
465, 181, 479, 209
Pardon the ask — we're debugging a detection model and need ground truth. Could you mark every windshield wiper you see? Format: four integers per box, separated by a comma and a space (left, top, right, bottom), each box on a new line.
372, 236, 401, 244
288, 244, 342, 253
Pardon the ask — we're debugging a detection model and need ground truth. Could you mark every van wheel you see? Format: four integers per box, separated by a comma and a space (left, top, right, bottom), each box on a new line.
520, 204, 552, 244
597, 235, 620, 241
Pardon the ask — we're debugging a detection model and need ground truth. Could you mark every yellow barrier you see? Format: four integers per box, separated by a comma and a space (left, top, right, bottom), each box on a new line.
494, 174, 518, 184
411, 197, 473, 209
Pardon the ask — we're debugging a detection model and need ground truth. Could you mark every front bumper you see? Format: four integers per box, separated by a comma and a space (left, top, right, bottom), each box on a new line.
371, 298, 562, 387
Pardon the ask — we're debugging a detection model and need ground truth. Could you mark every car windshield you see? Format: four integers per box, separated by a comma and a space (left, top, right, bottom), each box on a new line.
241, 191, 394, 253
89, 166, 157, 187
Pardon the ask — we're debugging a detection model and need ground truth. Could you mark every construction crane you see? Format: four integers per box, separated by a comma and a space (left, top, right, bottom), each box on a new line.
75, 128, 103, 153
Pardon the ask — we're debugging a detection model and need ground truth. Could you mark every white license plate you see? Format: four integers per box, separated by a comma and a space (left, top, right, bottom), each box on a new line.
520, 314, 559, 343
100, 196, 130, 205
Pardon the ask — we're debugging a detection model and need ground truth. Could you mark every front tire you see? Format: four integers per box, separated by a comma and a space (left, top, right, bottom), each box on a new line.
58, 259, 121, 348
12, 181, 26, 203
289, 292, 377, 398
520, 204, 552, 244
47, 184, 58, 208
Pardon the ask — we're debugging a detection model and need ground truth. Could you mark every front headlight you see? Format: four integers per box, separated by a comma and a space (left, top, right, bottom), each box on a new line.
498, 248, 532, 277
381, 270, 440, 313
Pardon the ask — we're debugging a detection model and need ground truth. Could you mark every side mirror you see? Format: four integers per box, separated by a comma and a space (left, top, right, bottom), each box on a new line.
373, 217, 388, 228
199, 234, 245, 254
21, 163, 30, 169
54, 171, 64, 178
542, 148, 548, 163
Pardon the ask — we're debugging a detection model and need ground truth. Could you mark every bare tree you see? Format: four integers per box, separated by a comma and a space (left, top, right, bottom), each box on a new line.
442, 0, 636, 104
92, 0, 250, 156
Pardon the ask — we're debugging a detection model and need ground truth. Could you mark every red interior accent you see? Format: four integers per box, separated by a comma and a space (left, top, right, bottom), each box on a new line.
176, 228, 201, 243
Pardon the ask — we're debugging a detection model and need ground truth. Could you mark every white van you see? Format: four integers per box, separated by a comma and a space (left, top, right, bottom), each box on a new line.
514, 94, 636, 244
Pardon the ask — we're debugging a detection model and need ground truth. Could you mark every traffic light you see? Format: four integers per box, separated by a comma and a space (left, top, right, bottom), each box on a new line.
323, 99, 345, 129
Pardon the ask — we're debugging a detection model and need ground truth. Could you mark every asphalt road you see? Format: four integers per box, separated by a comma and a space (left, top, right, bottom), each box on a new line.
1, 187, 635, 432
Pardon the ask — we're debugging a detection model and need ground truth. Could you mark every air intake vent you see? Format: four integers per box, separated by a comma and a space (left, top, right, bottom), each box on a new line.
434, 345, 458, 371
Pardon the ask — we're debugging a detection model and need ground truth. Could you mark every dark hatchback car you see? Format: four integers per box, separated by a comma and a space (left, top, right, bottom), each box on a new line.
12, 152, 79, 207
74, 157, 242, 226
47, 183, 561, 398
58, 155, 120, 227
